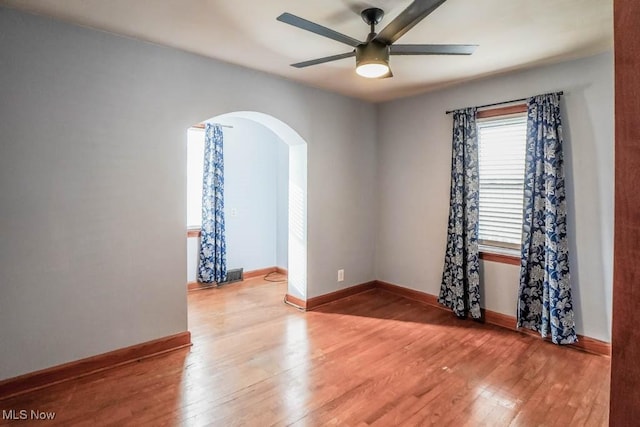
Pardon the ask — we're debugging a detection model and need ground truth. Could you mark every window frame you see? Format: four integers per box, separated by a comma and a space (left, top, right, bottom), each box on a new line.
476, 103, 528, 264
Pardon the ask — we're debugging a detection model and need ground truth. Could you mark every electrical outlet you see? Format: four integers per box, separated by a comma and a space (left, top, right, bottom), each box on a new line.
337, 269, 344, 282
230, 208, 237, 218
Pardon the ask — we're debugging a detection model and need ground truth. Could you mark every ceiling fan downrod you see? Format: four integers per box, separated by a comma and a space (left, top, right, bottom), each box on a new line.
361, 8, 384, 40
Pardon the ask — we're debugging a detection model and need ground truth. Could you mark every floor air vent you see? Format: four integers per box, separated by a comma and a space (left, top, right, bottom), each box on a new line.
218, 268, 243, 286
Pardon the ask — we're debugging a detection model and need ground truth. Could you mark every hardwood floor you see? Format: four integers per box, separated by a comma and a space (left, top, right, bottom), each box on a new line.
0, 276, 610, 426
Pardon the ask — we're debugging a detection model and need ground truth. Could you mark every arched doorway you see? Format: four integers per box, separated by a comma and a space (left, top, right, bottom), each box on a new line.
195, 111, 308, 301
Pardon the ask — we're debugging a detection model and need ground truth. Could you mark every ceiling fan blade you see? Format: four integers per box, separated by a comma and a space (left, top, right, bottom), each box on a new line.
291, 51, 356, 68
391, 44, 477, 55
277, 13, 362, 47
375, 0, 448, 45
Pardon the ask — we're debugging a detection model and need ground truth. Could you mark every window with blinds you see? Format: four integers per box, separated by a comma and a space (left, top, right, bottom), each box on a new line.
477, 112, 527, 249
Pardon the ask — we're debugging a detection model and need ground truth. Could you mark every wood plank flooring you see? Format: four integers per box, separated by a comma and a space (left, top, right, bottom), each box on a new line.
0, 276, 610, 426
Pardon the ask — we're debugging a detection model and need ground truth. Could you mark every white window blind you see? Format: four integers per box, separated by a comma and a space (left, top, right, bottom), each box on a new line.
477, 113, 527, 248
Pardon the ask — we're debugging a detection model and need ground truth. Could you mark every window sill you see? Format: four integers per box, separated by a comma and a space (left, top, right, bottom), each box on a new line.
478, 245, 520, 266
187, 228, 201, 238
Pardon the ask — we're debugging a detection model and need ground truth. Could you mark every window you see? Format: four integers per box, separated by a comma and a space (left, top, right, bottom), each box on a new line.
187, 127, 205, 229
477, 106, 527, 253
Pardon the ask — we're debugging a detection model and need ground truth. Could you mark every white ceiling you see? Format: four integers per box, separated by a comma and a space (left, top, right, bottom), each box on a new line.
0, 0, 613, 102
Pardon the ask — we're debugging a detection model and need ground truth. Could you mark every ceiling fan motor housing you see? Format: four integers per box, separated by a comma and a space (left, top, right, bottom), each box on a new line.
356, 40, 390, 68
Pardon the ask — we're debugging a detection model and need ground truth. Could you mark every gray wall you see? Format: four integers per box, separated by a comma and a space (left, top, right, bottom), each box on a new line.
0, 8, 377, 380
223, 117, 287, 272
376, 51, 614, 342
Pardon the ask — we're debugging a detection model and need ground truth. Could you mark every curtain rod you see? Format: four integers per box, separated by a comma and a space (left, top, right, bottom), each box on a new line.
445, 91, 564, 115
190, 123, 234, 129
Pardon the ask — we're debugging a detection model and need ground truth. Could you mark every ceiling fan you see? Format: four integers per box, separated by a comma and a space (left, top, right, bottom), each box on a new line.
277, 0, 477, 78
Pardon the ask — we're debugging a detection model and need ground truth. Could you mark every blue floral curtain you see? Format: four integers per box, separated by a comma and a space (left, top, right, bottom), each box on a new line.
517, 93, 577, 344
197, 123, 227, 284
439, 107, 481, 319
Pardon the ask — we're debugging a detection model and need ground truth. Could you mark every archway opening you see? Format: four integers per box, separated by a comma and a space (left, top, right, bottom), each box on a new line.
188, 111, 307, 300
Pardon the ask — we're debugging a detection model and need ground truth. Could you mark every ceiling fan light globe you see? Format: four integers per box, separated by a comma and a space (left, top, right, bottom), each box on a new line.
356, 63, 390, 78
355, 41, 391, 78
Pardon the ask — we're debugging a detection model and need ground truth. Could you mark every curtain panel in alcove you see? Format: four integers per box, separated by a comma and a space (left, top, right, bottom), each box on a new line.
517, 93, 577, 344
439, 107, 482, 319
197, 123, 227, 284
